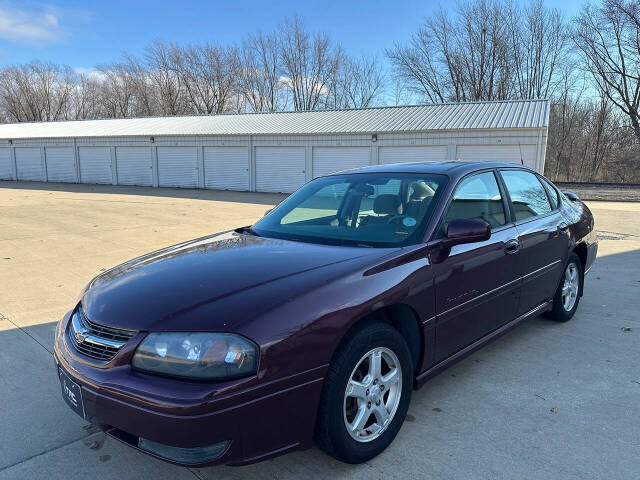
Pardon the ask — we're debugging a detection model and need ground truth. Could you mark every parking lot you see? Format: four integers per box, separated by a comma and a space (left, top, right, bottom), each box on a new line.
1, 181, 638, 480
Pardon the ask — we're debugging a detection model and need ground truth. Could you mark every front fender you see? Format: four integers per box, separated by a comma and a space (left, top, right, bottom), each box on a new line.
241, 247, 435, 385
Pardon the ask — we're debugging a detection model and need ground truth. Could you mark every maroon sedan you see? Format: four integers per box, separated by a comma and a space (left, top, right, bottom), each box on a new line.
54, 161, 597, 466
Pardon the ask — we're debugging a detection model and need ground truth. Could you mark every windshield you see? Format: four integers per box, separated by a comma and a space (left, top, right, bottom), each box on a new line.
252, 172, 448, 247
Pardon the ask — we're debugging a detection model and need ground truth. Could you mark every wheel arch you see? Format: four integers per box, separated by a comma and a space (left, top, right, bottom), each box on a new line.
573, 242, 588, 296
331, 304, 424, 376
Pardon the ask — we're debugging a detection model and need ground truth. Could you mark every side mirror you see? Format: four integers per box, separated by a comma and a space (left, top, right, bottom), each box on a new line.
440, 218, 491, 248
264, 208, 273, 217
562, 191, 580, 201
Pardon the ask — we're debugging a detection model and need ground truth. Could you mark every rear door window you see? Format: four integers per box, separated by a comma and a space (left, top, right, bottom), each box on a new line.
500, 170, 552, 221
539, 176, 560, 210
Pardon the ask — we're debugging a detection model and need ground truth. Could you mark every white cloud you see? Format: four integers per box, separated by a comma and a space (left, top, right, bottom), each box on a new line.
74, 66, 107, 82
44, 12, 58, 27
279, 75, 330, 96
0, 4, 65, 45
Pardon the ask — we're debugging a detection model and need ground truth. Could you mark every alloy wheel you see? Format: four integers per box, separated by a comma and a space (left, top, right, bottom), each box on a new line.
562, 263, 579, 311
343, 347, 403, 443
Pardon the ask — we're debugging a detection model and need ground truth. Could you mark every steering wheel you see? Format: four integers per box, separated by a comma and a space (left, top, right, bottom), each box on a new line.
386, 215, 406, 224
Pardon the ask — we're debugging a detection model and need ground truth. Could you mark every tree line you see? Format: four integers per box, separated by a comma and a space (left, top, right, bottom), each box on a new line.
0, 16, 385, 122
388, 0, 640, 183
0, 1, 639, 183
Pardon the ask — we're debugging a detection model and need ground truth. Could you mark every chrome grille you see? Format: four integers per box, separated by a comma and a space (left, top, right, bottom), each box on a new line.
68, 307, 137, 361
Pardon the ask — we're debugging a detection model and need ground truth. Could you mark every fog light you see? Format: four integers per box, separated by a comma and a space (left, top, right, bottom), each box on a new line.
138, 437, 229, 464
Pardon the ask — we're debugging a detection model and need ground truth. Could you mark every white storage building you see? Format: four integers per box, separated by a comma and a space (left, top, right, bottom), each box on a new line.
0, 99, 549, 193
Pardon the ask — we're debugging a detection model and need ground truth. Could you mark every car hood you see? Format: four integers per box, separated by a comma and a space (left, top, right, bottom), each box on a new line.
81, 231, 386, 332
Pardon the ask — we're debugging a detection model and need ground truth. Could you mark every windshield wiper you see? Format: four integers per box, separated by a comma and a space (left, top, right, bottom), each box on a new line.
238, 226, 261, 237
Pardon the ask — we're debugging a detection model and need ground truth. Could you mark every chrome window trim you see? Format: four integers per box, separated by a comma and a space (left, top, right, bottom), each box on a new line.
537, 175, 561, 211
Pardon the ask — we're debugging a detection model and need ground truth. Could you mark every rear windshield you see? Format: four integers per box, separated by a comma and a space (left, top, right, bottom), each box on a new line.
252, 172, 448, 247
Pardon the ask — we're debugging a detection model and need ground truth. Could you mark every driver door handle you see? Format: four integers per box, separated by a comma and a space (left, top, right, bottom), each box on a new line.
504, 239, 521, 255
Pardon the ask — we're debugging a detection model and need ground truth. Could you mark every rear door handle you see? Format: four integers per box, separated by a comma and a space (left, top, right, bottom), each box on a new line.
504, 239, 520, 254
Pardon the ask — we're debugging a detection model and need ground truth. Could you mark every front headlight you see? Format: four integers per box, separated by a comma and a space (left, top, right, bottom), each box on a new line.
131, 332, 258, 381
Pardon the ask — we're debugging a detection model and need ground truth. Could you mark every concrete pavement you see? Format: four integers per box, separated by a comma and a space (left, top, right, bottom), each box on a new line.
0, 182, 638, 479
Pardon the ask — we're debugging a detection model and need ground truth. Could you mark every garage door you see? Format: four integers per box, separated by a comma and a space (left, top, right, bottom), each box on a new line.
255, 147, 306, 193
312, 147, 370, 178
157, 147, 198, 188
45, 147, 76, 183
456, 145, 537, 169
0, 148, 11, 180
79, 147, 112, 184
204, 147, 249, 191
15, 148, 44, 181
116, 147, 153, 186
379, 145, 447, 164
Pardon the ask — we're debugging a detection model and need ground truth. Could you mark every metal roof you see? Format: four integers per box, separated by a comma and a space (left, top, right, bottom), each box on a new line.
0, 99, 549, 140
336, 160, 534, 176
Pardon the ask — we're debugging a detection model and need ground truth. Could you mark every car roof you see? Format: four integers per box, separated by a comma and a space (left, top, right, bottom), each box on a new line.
327, 161, 533, 179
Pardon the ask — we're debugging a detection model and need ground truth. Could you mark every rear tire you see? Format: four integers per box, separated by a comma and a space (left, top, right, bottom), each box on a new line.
315, 322, 413, 464
547, 253, 583, 322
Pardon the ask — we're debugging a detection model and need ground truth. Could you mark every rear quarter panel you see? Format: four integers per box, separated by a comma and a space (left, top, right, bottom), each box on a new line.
561, 197, 597, 272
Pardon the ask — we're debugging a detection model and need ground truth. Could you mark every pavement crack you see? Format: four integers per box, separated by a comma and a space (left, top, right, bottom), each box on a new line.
0, 311, 53, 355
188, 469, 206, 480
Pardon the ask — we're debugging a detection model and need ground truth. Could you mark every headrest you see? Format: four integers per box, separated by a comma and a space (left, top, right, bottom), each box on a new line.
410, 182, 436, 201
373, 195, 401, 215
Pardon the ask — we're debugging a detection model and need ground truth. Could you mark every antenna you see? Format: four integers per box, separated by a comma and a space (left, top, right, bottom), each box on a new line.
518, 143, 524, 165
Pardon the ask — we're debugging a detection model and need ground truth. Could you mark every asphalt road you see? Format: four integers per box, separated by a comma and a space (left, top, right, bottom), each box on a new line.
1, 182, 638, 480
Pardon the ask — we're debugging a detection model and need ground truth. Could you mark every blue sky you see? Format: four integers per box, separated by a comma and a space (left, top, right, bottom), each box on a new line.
0, 0, 586, 70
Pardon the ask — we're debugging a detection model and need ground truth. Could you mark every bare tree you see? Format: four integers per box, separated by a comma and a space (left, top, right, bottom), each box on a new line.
386, 8, 456, 103
170, 43, 241, 114
240, 32, 288, 112
94, 64, 136, 118
119, 54, 158, 116
458, 0, 513, 100
387, 0, 514, 102
573, 0, 640, 140
508, 0, 566, 99
0, 61, 77, 122
145, 40, 185, 115
278, 16, 342, 111
547, 71, 587, 180
0, 67, 29, 122
582, 96, 611, 179
545, 67, 637, 183
69, 74, 104, 120
331, 55, 385, 108
389, 78, 413, 106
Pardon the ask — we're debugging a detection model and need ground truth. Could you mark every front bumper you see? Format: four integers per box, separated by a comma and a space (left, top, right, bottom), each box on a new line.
53, 311, 326, 466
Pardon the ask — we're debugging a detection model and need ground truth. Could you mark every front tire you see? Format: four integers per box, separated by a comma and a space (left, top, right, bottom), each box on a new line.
315, 322, 413, 464
547, 253, 583, 322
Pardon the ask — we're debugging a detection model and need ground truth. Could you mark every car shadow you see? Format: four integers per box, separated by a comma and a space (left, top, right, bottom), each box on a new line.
0, 180, 288, 207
